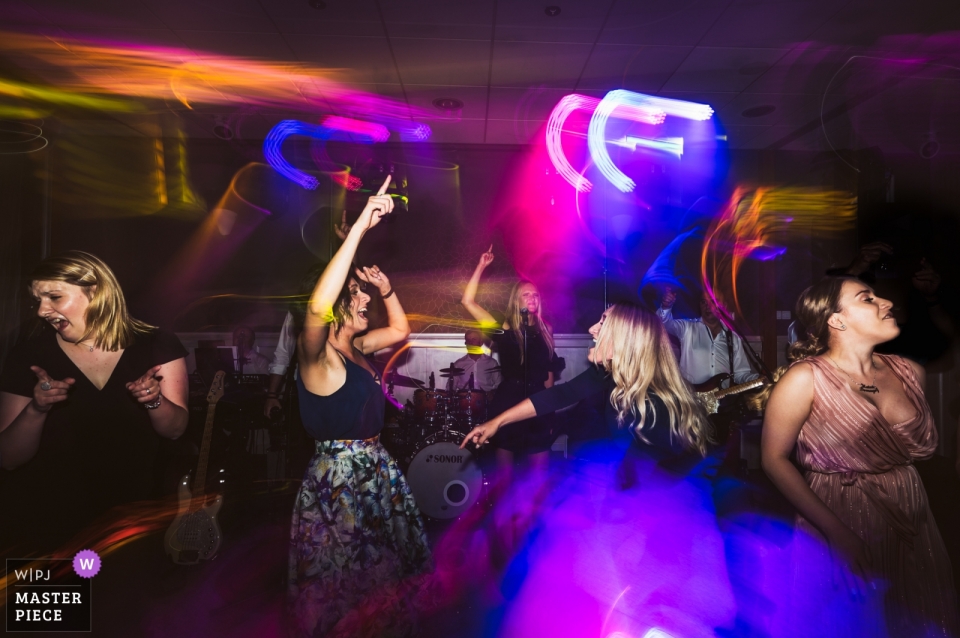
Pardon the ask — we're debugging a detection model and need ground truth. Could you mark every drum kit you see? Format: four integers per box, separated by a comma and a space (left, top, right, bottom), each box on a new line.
381, 362, 498, 520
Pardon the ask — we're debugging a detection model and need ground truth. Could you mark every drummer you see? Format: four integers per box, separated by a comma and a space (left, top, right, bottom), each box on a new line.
451, 330, 502, 393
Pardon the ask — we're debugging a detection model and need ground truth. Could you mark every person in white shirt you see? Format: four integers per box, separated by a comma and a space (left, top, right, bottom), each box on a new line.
233, 325, 272, 375
656, 287, 759, 388
263, 312, 297, 417
451, 330, 502, 392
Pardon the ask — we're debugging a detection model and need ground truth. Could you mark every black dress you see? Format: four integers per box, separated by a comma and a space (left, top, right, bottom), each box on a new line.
0, 327, 187, 554
488, 325, 561, 454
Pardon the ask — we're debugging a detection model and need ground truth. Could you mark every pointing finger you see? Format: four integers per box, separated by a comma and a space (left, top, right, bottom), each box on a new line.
341, 209, 347, 225
377, 174, 392, 196
31, 366, 51, 382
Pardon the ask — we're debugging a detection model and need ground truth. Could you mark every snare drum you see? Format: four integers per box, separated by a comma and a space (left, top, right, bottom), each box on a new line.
455, 389, 486, 424
406, 431, 484, 520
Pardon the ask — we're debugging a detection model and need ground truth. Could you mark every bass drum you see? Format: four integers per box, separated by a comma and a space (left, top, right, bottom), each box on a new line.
406, 433, 484, 520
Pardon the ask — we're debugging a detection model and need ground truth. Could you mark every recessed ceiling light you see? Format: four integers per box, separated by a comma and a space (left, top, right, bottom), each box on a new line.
741, 105, 776, 118
433, 97, 464, 111
545, 6, 561, 16
308, 0, 326, 9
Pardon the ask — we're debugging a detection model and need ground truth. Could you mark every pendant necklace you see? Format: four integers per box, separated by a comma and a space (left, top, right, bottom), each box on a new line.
827, 355, 880, 394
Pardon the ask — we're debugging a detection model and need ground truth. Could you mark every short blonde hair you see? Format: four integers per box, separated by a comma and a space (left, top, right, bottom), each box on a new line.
30, 251, 153, 351
593, 302, 713, 457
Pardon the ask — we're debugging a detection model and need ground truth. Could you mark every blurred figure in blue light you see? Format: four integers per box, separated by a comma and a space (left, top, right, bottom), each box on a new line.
461, 303, 734, 638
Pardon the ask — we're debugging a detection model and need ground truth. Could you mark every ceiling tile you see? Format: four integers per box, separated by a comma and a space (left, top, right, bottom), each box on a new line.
721, 124, 771, 148
174, 30, 294, 60
484, 118, 545, 145
23, 0, 160, 30
699, 1, 840, 48
485, 87, 575, 122
391, 38, 492, 86
599, 0, 729, 46
656, 91, 739, 111
388, 23, 490, 40
378, 0, 496, 26
140, 0, 273, 33
660, 46, 790, 93
423, 118, 487, 144
717, 93, 823, 129
491, 41, 591, 89
285, 34, 400, 84
495, 0, 608, 44
739, 44, 853, 95
262, 0, 383, 36
576, 44, 692, 93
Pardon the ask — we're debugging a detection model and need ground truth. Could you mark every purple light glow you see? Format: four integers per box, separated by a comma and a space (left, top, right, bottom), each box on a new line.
263, 120, 327, 189
321, 116, 390, 143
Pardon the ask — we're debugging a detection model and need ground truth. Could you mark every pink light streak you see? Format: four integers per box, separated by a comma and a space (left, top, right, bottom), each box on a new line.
321, 116, 390, 143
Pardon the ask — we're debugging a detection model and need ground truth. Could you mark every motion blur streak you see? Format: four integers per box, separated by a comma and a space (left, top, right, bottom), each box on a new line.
701, 187, 857, 321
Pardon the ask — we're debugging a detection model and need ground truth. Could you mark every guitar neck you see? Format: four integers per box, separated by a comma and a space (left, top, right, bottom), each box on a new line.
713, 378, 764, 400
192, 404, 217, 498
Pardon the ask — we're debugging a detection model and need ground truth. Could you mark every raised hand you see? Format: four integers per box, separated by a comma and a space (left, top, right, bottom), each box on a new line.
354, 175, 395, 234
30, 366, 74, 413
126, 365, 163, 406
848, 241, 893, 275
911, 258, 941, 297
661, 285, 677, 309
334, 209, 352, 241
356, 265, 391, 296
478, 244, 494, 269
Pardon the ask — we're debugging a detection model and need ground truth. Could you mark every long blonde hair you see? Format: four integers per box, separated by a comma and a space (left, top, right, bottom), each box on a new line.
29, 251, 154, 351
751, 276, 853, 409
505, 279, 554, 363
593, 302, 713, 457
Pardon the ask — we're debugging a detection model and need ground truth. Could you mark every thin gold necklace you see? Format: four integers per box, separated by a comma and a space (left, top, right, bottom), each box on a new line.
827, 355, 880, 394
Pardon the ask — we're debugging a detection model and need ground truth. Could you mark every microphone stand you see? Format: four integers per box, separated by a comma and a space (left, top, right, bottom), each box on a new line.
520, 309, 530, 400
714, 305, 773, 380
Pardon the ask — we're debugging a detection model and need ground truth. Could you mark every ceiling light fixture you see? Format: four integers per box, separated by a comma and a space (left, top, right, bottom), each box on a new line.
432, 97, 463, 111
741, 105, 776, 118
308, 0, 326, 9
545, 6, 561, 16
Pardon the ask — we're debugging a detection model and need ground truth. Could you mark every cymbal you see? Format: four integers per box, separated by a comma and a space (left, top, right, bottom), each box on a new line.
438, 365, 464, 374
439, 372, 464, 378
388, 373, 425, 388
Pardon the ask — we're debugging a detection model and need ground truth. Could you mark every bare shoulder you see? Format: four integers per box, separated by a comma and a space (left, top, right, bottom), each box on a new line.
768, 361, 815, 405
886, 354, 926, 387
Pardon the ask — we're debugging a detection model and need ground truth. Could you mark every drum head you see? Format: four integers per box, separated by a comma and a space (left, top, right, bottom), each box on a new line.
406, 441, 483, 520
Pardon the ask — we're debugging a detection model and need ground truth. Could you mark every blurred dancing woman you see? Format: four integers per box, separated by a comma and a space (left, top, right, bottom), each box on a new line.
288, 177, 432, 638
0, 251, 188, 554
461, 245, 560, 478
760, 277, 959, 637
460, 303, 733, 637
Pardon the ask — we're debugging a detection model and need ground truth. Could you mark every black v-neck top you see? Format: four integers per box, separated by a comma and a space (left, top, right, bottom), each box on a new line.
297, 350, 385, 442
0, 327, 187, 552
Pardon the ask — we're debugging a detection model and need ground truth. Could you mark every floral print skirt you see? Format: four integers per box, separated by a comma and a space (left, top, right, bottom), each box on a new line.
288, 437, 434, 638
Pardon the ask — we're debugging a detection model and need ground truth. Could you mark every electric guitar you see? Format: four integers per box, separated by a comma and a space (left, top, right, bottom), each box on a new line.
696, 376, 766, 415
164, 370, 224, 565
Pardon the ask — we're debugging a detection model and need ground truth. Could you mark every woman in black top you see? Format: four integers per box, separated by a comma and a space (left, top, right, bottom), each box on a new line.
462, 301, 712, 469
0, 251, 189, 555
461, 245, 560, 479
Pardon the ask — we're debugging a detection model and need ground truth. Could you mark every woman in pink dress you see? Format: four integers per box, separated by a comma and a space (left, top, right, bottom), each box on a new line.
761, 276, 959, 637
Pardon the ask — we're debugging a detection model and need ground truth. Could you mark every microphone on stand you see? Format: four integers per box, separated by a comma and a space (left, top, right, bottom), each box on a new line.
468, 372, 475, 391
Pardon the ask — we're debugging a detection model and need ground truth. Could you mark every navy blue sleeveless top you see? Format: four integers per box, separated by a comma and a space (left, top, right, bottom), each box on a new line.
297, 351, 385, 441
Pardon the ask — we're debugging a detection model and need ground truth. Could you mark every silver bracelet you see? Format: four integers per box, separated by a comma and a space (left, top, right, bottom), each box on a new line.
144, 392, 163, 410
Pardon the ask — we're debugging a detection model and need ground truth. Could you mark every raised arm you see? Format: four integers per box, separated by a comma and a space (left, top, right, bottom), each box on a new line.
761, 363, 872, 596
655, 287, 685, 339
354, 265, 410, 354
300, 176, 394, 363
461, 245, 498, 330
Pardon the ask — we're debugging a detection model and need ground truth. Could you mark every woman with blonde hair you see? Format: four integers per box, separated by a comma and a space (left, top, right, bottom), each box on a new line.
461, 245, 561, 478
0, 250, 188, 554
760, 276, 959, 636
459, 302, 734, 638
461, 301, 712, 463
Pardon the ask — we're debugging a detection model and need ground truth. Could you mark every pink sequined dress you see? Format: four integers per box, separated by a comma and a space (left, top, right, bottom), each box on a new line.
784, 354, 959, 637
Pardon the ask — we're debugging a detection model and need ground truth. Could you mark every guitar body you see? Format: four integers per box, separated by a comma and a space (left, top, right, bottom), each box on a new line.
164, 370, 225, 565
164, 473, 223, 565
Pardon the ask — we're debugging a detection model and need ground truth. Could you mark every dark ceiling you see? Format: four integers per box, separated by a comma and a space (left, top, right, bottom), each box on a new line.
3, 0, 960, 152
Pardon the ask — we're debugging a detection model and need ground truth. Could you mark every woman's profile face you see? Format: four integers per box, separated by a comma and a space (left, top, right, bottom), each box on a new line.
517, 283, 541, 316
32, 280, 92, 344
834, 279, 900, 344
587, 309, 610, 363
